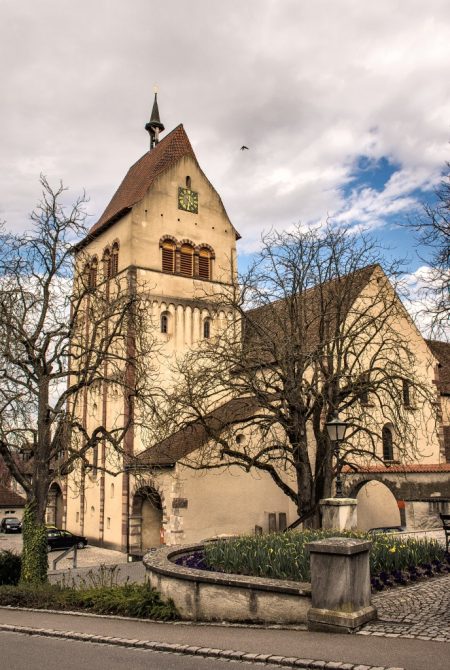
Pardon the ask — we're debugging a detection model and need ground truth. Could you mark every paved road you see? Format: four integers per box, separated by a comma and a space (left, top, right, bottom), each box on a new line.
1, 608, 450, 669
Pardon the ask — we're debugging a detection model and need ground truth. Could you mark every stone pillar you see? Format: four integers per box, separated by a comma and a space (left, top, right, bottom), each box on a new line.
320, 497, 357, 531
307, 537, 376, 633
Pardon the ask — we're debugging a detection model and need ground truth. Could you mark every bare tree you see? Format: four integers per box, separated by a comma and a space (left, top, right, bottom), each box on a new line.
411, 163, 449, 339
0, 177, 158, 582
158, 225, 437, 527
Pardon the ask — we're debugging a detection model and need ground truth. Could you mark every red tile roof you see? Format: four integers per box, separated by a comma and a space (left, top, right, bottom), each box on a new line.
0, 485, 26, 507
344, 463, 450, 474
131, 397, 260, 467
77, 124, 239, 249
426, 339, 450, 395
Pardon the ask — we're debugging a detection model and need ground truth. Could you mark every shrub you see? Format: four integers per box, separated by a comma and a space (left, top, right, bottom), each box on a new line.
0, 581, 179, 620
63, 583, 179, 619
204, 530, 447, 582
0, 550, 21, 586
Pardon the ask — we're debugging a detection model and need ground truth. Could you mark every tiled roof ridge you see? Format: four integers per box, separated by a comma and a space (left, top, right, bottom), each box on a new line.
77, 124, 196, 247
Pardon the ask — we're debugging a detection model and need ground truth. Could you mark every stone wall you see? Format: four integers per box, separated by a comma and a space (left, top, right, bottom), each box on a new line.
144, 544, 311, 624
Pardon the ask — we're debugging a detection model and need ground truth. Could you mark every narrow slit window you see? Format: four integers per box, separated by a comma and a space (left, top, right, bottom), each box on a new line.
360, 373, 369, 405
180, 244, 194, 276
203, 318, 211, 339
88, 260, 98, 290
382, 425, 394, 461
162, 241, 175, 273
198, 248, 212, 280
402, 379, 411, 407
161, 313, 169, 334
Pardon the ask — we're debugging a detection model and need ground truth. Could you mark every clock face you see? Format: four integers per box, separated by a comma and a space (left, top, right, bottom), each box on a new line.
178, 187, 198, 213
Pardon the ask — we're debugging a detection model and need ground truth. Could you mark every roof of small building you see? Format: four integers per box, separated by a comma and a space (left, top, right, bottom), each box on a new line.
344, 463, 450, 474
131, 396, 260, 467
0, 485, 26, 508
77, 124, 240, 249
426, 339, 450, 395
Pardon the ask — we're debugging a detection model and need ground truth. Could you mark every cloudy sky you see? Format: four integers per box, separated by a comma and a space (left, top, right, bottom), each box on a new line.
1, 0, 449, 277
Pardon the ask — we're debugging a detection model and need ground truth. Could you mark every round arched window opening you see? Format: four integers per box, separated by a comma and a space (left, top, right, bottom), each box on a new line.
186, 176, 191, 188
110, 483, 115, 499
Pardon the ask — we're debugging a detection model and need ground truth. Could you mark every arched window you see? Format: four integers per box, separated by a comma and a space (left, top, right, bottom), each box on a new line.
186, 176, 191, 188
110, 243, 119, 278
161, 240, 175, 273
382, 425, 394, 461
88, 258, 98, 290
160, 312, 169, 334
198, 247, 212, 280
180, 243, 194, 276
103, 249, 111, 280
203, 318, 211, 339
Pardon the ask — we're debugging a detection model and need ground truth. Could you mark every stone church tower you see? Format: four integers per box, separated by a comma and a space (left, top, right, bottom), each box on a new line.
65, 96, 242, 550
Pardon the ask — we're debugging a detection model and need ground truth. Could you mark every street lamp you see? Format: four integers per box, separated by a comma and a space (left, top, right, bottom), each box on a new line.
326, 413, 348, 499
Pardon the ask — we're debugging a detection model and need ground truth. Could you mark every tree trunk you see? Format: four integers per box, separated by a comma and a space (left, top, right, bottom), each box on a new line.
20, 384, 51, 584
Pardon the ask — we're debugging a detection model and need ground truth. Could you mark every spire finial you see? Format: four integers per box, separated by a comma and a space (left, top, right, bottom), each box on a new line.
145, 87, 165, 150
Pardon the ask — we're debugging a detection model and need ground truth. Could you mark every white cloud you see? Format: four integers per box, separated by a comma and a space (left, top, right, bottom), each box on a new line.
0, 0, 449, 253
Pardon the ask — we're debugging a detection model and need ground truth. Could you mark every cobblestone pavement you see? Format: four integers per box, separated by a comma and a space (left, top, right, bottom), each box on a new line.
358, 573, 450, 642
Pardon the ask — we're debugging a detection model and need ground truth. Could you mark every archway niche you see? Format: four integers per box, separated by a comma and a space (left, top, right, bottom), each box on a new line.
356, 480, 401, 531
46, 482, 64, 528
130, 486, 163, 555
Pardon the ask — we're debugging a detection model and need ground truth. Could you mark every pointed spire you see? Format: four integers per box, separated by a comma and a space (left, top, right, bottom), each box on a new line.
145, 88, 165, 150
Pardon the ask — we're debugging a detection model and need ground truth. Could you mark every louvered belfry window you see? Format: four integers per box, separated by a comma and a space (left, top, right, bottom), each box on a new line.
110, 243, 119, 277
162, 241, 175, 273
180, 244, 194, 277
103, 250, 111, 280
198, 248, 211, 280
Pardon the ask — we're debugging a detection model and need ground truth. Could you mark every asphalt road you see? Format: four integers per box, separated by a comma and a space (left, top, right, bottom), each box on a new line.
2, 609, 450, 670
0, 630, 258, 670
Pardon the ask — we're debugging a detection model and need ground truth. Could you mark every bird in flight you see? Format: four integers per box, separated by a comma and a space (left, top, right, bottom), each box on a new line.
240, 145, 249, 151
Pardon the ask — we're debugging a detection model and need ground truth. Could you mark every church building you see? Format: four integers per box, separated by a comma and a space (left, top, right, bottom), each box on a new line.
64, 97, 450, 555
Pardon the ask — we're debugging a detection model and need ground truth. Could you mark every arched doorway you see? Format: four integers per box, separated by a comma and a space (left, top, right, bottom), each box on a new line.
47, 483, 64, 528
130, 486, 163, 555
356, 480, 401, 531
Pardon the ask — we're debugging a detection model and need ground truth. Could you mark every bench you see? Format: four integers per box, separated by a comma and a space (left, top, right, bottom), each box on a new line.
440, 513, 450, 552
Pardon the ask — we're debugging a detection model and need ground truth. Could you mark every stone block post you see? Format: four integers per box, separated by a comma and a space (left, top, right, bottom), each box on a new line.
320, 497, 357, 531
307, 537, 377, 633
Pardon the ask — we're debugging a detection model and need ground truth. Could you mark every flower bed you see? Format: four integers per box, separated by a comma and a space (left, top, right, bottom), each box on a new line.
202, 530, 450, 591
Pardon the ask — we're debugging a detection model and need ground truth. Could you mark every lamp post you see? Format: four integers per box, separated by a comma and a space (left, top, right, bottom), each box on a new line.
326, 413, 348, 499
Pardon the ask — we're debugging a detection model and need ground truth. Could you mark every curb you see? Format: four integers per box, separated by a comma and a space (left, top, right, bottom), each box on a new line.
0, 605, 306, 629
0, 622, 405, 670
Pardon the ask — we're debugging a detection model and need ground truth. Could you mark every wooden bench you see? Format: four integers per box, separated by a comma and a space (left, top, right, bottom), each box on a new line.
440, 513, 450, 552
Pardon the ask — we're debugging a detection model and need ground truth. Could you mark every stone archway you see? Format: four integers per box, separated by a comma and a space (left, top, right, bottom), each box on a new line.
47, 482, 64, 528
354, 479, 401, 531
130, 486, 164, 556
